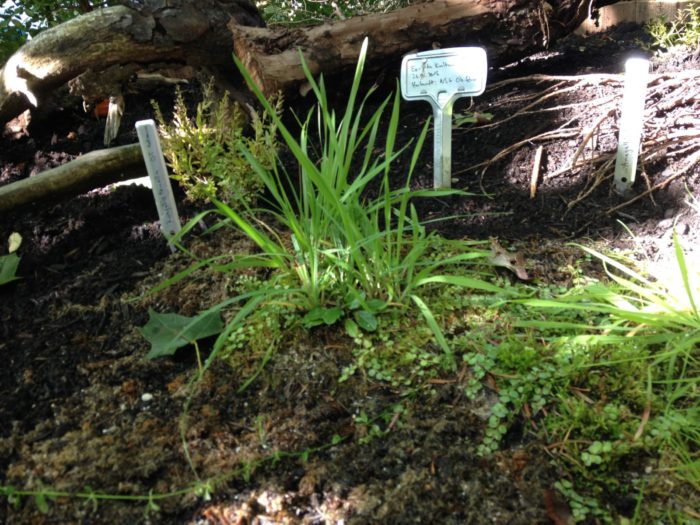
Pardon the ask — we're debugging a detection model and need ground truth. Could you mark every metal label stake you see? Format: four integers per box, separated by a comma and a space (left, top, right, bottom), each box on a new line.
135, 119, 182, 251
400, 47, 487, 188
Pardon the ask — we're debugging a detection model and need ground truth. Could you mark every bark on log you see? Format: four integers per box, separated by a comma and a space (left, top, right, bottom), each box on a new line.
0, 0, 618, 211
0, 0, 264, 124
0, 0, 618, 125
0, 144, 146, 213
233, 0, 605, 97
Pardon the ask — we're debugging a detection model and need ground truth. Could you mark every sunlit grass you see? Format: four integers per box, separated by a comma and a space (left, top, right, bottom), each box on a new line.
138, 38, 698, 525
508, 231, 699, 520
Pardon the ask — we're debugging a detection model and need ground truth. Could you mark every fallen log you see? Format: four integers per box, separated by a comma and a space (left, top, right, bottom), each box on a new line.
0, 144, 146, 213
0, 0, 619, 124
0, 0, 264, 124
233, 0, 604, 97
0, 0, 620, 212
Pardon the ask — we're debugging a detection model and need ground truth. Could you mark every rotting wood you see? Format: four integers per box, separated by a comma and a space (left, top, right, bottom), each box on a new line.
0, 144, 145, 213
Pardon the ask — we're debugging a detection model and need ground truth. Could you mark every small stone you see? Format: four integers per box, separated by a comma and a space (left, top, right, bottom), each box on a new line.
658, 218, 673, 230
141, 393, 154, 402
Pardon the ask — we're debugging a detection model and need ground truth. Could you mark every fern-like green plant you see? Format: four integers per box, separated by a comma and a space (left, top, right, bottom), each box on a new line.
153, 80, 282, 205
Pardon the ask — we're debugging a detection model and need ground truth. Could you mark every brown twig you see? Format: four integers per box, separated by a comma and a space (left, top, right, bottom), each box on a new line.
530, 145, 544, 199
633, 402, 652, 441
565, 158, 615, 212
485, 73, 623, 92
457, 128, 579, 176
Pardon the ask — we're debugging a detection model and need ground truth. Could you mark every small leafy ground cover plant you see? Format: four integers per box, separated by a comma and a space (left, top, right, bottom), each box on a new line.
646, 2, 700, 53
515, 232, 700, 523
153, 80, 281, 206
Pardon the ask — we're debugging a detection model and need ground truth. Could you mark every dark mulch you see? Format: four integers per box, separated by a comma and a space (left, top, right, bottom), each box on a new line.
1, 23, 698, 524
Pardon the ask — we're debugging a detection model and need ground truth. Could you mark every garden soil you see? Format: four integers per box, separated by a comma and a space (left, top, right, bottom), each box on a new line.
1, 24, 699, 524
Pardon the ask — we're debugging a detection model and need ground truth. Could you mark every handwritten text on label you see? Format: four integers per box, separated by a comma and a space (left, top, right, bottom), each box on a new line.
401, 48, 487, 107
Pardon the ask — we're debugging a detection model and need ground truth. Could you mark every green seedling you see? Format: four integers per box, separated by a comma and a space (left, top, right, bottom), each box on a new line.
0, 232, 22, 286
139, 308, 224, 371
153, 79, 281, 206
302, 294, 386, 335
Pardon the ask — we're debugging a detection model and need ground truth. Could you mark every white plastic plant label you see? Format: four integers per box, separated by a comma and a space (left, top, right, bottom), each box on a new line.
135, 119, 181, 250
401, 47, 487, 106
614, 57, 650, 194
400, 48, 488, 189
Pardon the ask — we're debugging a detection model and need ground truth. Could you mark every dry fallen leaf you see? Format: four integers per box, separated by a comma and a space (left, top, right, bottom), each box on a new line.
8, 232, 22, 253
488, 238, 530, 280
543, 488, 575, 525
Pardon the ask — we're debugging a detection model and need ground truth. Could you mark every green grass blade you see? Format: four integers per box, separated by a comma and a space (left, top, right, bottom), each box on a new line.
672, 231, 699, 318
411, 294, 451, 359
416, 274, 508, 294
211, 199, 283, 260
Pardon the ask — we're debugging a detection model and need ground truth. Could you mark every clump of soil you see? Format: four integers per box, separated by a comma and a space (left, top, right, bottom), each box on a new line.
1, 24, 699, 524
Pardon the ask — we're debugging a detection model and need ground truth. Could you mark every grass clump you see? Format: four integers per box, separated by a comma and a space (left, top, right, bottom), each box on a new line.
213, 38, 508, 369
516, 233, 699, 522
152, 37, 508, 391
153, 80, 281, 206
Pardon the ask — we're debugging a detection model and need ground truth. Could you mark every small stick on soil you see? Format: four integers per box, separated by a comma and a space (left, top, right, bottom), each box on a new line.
458, 128, 578, 176
465, 82, 576, 132
519, 95, 615, 116
485, 73, 623, 91
530, 145, 543, 199
633, 402, 652, 441
545, 152, 612, 180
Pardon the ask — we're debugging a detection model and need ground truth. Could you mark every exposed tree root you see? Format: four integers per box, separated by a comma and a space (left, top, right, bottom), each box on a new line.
457, 69, 700, 215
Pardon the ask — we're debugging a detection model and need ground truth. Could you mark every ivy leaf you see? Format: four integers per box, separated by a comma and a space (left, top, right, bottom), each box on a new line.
139, 308, 224, 360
